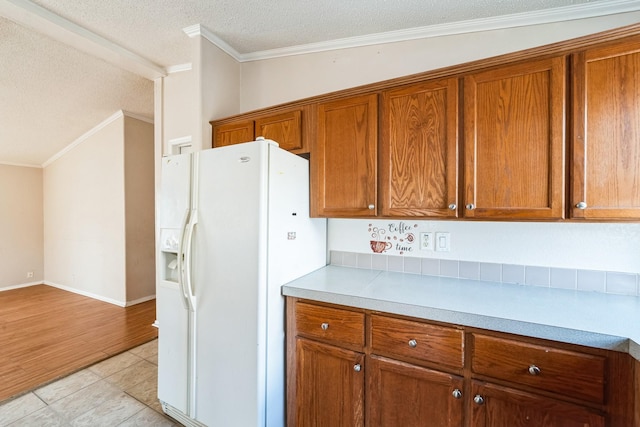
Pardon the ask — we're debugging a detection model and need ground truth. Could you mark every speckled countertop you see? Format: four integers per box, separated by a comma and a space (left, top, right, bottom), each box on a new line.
282, 265, 640, 360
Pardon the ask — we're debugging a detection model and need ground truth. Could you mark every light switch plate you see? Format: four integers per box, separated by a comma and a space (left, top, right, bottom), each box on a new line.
435, 232, 451, 252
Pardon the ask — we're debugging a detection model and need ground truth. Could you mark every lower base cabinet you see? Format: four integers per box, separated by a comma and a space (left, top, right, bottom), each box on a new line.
470, 381, 604, 427
295, 338, 364, 427
286, 298, 636, 427
368, 356, 464, 427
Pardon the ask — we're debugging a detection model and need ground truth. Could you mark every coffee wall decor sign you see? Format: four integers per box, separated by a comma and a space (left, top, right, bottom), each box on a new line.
368, 221, 418, 255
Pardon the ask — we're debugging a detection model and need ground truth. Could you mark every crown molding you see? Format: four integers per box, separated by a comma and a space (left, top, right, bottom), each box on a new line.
190, 0, 640, 62
123, 111, 154, 124
42, 110, 124, 168
183, 23, 241, 60
41, 110, 154, 167
0, 0, 167, 79
167, 63, 193, 73
0, 160, 42, 168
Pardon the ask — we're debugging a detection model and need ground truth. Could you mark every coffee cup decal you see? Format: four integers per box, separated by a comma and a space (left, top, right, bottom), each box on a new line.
370, 240, 392, 253
368, 222, 419, 255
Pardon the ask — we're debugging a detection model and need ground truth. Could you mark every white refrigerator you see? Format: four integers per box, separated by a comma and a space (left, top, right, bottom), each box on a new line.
156, 139, 327, 427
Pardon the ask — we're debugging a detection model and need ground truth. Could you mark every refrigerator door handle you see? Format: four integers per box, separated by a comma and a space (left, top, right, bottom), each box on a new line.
176, 208, 191, 310
183, 209, 198, 312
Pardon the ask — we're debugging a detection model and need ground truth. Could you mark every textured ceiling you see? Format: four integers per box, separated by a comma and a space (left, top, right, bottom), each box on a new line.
0, 0, 638, 166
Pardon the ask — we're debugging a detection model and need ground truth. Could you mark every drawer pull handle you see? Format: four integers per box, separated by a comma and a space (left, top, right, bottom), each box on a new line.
408, 339, 417, 348
473, 395, 484, 405
353, 363, 361, 372
321, 322, 329, 330
528, 365, 541, 376
452, 389, 462, 399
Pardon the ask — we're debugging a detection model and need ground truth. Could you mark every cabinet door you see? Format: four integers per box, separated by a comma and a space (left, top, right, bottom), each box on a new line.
312, 94, 378, 217
572, 37, 640, 219
463, 57, 566, 219
380, 79, 459, 217
368, 356, 464, 427
295, 338, 364, 427
255, 110, 303, 152
470, 381, 604, 427
212, 120, 254, 147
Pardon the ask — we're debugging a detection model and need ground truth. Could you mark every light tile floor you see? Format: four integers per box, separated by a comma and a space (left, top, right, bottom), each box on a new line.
0, 339, 180, 427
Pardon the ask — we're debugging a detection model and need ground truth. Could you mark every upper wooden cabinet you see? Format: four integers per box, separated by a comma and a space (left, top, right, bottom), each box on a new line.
254, 110, 303, 151
312, 94, 378, 217
212, 119, 254, 147
380, 79, 459, 217
211, 109, 306, 153
210, 26, 640, 221
571, 37, 640, 220
463, 57, 566, 220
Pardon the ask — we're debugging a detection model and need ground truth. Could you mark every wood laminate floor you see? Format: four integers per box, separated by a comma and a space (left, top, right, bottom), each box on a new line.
0, 285, 158, 403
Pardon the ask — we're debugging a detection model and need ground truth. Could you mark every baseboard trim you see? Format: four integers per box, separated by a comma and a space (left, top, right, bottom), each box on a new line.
2, 281, 156, 307
125, 294, 156, 307
0, 281, 43, 292
44, 281, 127, 307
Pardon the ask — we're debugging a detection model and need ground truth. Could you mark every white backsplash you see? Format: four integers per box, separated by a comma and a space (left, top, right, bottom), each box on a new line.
327, 219, 640, 297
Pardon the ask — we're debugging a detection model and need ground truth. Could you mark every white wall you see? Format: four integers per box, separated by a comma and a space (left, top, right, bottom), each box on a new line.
44, 115, 127, 304
240, 12, 640, 111
0, 164, 43, 289
124, 116, 156, 302
233, 12, 640, 275
196, 36, 241, 150
162, 69, 199, 154
44, 112, 155, 305
329, 219, 640, 274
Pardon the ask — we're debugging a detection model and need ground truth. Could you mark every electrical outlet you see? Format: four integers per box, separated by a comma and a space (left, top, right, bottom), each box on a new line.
419, 232, 434, 251
27, 271, 34, 278
435, 232, 451, 252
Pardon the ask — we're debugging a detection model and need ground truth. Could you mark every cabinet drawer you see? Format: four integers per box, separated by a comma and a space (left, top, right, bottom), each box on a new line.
370, 315, 464, 369
295, 302, 365, 349
472, 334, 605, 404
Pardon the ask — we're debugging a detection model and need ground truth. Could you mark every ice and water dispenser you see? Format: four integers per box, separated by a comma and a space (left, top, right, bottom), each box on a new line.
160, 228, 181, 282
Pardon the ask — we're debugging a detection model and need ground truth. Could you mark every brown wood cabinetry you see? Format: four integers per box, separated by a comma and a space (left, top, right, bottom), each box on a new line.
370, 314, 464, 370
212, 109, 305, 153
463, 57, 566, 220
211, 25, 640, 221
368, 356, 464, 427
368, 314, 465, 427
472, 333, 605, 403
380, 79, 459, 217
287, 298, 637, 426
312, 94, 378, 217
571, 36, 640, 219
470, 381, 604, 427
288, 301, 365, 427
212, 119, 254, 147
295, 338, 364, 427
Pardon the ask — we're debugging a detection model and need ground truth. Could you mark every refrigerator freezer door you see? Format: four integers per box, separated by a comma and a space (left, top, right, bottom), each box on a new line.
157, 153, 192, 416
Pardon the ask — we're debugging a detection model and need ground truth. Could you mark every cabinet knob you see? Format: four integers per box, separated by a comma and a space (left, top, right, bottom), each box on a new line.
408, 339, 417, 348
452, 389, 462, 399
528, 365, 541, 376
473, 395, 484, 405
575, 201, 587, 209
353, 363, 361, 372
368, 204, 375, 210
448, 203, 457, 210
466, 203, 475, 210
321, 322, 329, 331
